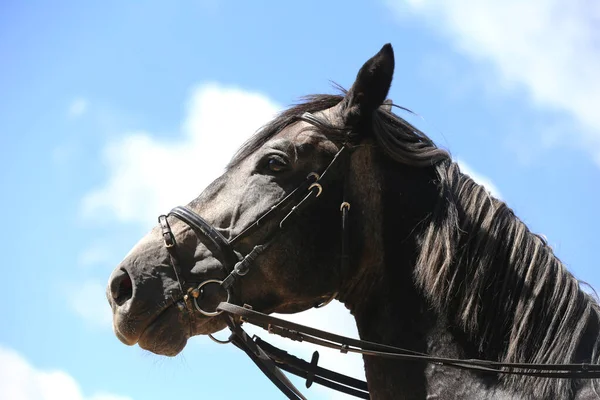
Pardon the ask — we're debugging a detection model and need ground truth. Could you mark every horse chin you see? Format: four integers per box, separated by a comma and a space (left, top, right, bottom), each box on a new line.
136, 307, 229, 356
136, 306, 189, 357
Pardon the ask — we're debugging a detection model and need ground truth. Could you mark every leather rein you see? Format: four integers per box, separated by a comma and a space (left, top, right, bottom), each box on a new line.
157, 112, 600, 399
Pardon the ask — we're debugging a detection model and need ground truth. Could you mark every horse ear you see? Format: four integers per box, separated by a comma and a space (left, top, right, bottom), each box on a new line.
342, 43, 395, 126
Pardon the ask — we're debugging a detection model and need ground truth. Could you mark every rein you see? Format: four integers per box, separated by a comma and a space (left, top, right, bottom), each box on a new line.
218, 303, 600, 380
157, 112, 600, 399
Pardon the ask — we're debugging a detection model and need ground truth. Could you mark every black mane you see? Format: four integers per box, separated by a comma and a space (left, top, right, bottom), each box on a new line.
417, 160, 600, 398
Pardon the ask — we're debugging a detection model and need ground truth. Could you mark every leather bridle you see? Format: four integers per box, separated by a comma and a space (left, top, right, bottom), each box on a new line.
158, 113, 350, 318
157, 112, 600, 399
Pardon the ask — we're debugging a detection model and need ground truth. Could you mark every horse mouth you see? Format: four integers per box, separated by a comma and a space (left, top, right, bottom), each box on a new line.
113, 304, 190, 357
138, 306, 189, 356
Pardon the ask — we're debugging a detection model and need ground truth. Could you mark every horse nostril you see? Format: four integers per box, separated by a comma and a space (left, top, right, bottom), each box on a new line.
110, 268, 133, 306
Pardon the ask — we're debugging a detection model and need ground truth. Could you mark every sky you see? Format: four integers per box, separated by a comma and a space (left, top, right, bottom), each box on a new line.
0, 0, 599, 399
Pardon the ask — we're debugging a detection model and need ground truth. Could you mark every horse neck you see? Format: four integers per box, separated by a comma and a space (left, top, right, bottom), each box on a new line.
341, 154, 519, 399
342, 152, 600, 399
340, 150, 445, 398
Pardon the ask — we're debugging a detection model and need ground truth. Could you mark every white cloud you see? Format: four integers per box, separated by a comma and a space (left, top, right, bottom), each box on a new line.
387, 0, 600, 164
0, 345, 131, 400
67, 280, 113, 329
456, 159, 502, 199
68, 98, 88, 118
81, 83, 280, 227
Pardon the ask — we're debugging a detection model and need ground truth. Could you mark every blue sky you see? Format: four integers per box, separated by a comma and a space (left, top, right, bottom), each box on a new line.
1, 1, 599, 399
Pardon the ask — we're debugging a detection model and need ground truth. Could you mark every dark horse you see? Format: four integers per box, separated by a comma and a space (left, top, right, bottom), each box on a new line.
107, 44, 600, 399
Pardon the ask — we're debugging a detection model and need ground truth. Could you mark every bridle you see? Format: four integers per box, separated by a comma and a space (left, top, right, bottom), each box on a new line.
157, 112, 600, 399
158, 112, 350, 318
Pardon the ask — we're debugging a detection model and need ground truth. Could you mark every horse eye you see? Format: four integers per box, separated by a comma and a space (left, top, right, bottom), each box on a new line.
267, 158, 287, 173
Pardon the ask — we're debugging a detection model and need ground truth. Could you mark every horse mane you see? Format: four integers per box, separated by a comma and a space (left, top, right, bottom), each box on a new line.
229, 91, 600, 398
416, 160, 600, 397
369, 96, 600, 398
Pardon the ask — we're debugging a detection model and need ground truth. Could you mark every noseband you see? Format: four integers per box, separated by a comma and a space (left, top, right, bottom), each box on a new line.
156, 112, 600, 399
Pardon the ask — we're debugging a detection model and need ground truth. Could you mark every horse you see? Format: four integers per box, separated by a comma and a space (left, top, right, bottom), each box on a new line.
106, 44, 600, 399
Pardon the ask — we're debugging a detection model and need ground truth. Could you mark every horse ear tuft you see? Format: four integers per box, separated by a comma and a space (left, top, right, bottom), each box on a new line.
342, 44, 395, 126
381, 99, 393, 113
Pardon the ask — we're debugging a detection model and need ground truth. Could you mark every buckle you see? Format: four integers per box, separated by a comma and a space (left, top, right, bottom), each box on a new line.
192, 279, 231, 317
158, 215, 175, 248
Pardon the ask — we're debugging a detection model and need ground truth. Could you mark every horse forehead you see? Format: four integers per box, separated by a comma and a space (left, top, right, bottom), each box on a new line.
274, 120, 336, 151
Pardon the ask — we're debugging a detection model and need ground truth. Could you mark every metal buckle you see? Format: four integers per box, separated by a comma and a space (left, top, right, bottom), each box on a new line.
307, 172, 320, 181
308, 183, 323, 197
208, 331, 233, 345
158, 215, 175, 248
314, 292, 338, 308
193, 279, 231, 317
